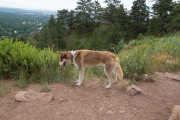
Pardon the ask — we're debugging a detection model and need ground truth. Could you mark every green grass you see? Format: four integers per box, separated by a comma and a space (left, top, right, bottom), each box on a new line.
0, 87, 11, 97
118, 32, 180, 79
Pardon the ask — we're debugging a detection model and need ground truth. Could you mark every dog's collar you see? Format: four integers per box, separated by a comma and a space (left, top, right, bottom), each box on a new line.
71, 50, 76, 62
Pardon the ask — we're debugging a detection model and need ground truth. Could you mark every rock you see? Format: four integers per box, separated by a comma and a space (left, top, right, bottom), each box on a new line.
165, 72, 180, 81
168, 105, 180, 120
15, 91, 28, 102
138, 74, 155, 82
15, 89, 54, 103
127, 85, 142, 96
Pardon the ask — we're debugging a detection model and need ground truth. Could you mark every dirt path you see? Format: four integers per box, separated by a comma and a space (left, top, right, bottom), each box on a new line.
0, 72, 180, 120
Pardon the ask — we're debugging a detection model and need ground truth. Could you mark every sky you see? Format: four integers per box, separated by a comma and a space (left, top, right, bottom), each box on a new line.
0, 0, 154, 11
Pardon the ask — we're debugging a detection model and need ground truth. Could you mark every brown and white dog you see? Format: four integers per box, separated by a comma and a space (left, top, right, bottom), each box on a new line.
58, 50, 123, 88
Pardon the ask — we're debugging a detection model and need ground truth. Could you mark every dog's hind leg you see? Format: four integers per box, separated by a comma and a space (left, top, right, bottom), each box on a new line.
115, 71, 118, 82
76, 68, 85, 86
113, 64, 118, 82
116, 64, 123, 81
104, 64, 114, 88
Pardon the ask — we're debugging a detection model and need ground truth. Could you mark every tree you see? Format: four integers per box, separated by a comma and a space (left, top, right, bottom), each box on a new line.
43, 15, 58, 48
56, 10, 68, 49
104, 0, 123, 23
67, 10, 76, 31
91, 0, 102, 24
152, 0, 174, 32
57, 9, 69, 28
168, 2, 180, 31
34, 15, 66, 50
75, 0, 95, 32
130, 0, 149, 35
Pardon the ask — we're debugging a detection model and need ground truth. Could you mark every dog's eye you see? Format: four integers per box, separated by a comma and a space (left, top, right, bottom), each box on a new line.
61, 55, 66, 60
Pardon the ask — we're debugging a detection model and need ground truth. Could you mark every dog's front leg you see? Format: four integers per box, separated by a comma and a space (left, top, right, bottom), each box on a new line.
76, 68, 85, 86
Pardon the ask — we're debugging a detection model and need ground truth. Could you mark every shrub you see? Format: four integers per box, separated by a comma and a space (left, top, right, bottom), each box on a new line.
0, 38, 77, 84
118, 33, 180, 79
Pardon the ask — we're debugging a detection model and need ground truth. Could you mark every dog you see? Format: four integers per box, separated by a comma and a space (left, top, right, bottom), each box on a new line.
58, 50, 123, 88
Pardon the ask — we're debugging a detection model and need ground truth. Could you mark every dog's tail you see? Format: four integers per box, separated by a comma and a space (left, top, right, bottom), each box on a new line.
116, 63, 123, 80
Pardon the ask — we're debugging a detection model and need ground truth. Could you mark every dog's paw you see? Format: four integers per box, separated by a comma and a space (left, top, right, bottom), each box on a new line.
106, 84, 111, 89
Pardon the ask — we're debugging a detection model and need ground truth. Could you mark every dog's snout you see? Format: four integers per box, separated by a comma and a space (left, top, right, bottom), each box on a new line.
59, 60, 66, 67
59, 61, 64, 67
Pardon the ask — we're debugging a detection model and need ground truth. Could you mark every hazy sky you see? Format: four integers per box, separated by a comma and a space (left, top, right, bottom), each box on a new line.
0, 0, 154, 11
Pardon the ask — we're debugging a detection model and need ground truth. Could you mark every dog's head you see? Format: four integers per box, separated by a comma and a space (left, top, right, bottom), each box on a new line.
57, 51, 72, 67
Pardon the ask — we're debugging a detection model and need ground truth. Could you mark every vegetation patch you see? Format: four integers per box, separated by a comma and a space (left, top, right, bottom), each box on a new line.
118, 33, 180, 79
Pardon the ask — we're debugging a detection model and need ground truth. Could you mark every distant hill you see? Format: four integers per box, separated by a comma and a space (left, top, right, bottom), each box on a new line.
0, 7, 56, 38
0, 7, 56, 15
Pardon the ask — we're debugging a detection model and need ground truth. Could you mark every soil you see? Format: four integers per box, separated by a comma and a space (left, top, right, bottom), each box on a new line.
0, 72, 180, 120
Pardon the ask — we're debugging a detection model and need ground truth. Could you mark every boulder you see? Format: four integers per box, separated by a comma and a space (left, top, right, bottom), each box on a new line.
127, 85, 142, 96
168, 105, 180, 120
15, 89, 54, 103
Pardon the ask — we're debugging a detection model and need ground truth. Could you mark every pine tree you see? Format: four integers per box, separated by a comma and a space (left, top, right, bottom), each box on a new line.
46, 15, 58, 47
91, 0, 102, 23
67, 10, 76, 31
56, 10, 68, 49
130, 0, 149, 35
75, 0, 94, 32
152, 0, 174, 32
104, 0, 123, 23
168, 2, 180, 31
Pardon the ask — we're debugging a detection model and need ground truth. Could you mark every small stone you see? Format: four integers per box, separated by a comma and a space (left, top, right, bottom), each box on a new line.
138, 74, 155, 82
127, 85, 142, 96
15, 91, 28, 102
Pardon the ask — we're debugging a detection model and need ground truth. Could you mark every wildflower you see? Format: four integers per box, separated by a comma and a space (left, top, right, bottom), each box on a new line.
144, 53, 146, 57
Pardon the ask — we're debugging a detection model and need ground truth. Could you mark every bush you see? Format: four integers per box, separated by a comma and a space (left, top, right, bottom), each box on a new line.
118, 33, 180, 79
0, 38, 57, 76
0, 38, 77, 84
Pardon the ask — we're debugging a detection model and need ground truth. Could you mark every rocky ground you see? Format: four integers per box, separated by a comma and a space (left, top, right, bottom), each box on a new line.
0, 72, 180, 120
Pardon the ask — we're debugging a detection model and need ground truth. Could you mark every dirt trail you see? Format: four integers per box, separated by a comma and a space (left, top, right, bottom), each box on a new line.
0, 72, 180, 120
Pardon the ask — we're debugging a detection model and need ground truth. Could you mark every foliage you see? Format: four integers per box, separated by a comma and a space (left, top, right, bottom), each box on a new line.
168, 2, 180, 31
0, 38, 58, 80
65, 25, 126, 51
152, 0, 174, 32
130, 0, 149, 36
1, 1, 180, 84
32, 0, 180, 51
0, 87, 11, 97
118, 33, 180, 79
